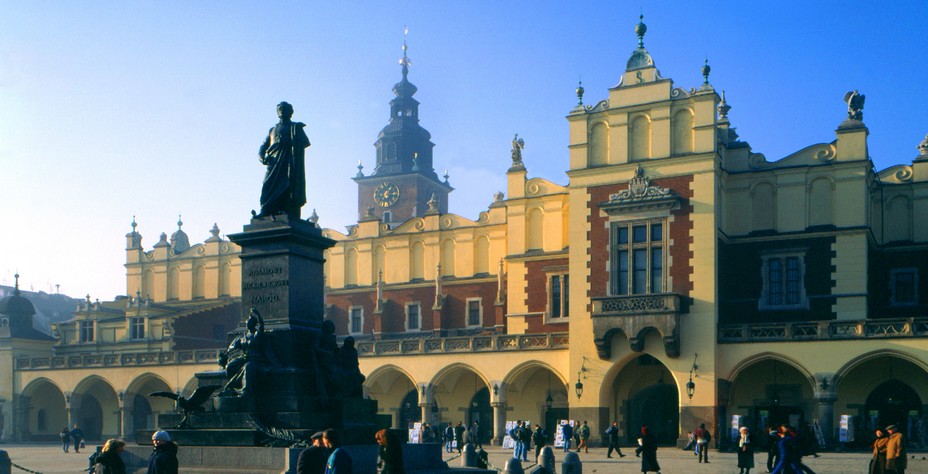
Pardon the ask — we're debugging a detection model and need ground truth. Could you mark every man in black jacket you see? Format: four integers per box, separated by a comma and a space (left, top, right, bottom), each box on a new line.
297, 432, 329, 474
605, 421, 626, 458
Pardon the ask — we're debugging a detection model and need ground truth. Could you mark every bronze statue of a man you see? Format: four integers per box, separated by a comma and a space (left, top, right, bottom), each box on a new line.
256, 101, 310, 219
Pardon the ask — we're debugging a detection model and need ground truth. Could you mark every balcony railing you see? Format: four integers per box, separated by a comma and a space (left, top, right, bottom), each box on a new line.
356, 332, 569, 356
591, 293, 680, 316
15, 349, 220, 371
718, 318, 928, 343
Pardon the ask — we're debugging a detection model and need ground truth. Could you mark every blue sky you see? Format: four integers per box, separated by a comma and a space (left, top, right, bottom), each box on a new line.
1, 1, 926, 299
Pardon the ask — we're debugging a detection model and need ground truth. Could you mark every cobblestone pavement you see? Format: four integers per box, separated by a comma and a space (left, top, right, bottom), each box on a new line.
2, 443, 927, 473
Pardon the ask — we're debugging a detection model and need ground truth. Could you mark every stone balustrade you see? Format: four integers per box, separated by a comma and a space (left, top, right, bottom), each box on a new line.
718, 317, 928, 343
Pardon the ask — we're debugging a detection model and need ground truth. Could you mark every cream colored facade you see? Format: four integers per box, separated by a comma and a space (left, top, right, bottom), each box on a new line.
2, 20, 927, 449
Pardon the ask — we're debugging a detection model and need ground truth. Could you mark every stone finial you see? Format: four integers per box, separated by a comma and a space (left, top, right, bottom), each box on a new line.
718, 90, 731, 120
356, 160, 364, 178
576, 79, 584, 106
844, 90, 865, 121
511, 134, 525, 165
702, 58, 711, 85
131, 215, 138, 233
443, 169, 450, 184
427, 192, 439, 212
917, 134, 928, 156
635, 14, 647, 48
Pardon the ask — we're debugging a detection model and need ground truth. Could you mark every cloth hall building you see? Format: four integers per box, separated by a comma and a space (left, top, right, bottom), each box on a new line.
2, 20, 927, 449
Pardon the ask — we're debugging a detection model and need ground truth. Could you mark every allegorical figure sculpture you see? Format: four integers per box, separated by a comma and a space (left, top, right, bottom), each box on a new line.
256, 101, 310, 219
511, 133, 525, 166
219, 308, 272, 398
149, 385, 221, 428
336, 336, 366, 398
844, 90, 865, 121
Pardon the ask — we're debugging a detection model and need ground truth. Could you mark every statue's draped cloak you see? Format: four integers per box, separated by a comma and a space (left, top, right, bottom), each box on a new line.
259, 121, 309, 217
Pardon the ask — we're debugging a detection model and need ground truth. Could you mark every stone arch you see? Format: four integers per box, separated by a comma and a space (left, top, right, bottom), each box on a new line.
124, 373, 174, 439
727, 354, 817, 438
20, 378, 67, 440
629, 114, 651, 160
671, 108, 694, 155
441, 239, 456, 276
502, 361, 568, 438
430, 364, 490, 430
590, 121, 609, 166
526, 207, 544, 251
365, 365, 421, 429
603, 353, 679, 444
345, 247, 359, 286
410, 241, 425, 280
72, 375, 119, 441
885, 194, 912, 242
474, 235, 490, 275
808, 177, 834, 226
751, 182, 776, 231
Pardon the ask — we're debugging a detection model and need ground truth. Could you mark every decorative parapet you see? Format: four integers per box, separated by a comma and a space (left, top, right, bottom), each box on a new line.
599, 167, 681, 216
718, 318, 928, 343
16, 349, 220, 371
356, 332, 568, 356
591, 293, 683, 359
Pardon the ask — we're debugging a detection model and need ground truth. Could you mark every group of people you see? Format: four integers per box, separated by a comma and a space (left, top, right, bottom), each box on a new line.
870, 424, 907, 474
295, 429, 360, 474
87, 430, 177, 474
509, 420, 546, 461
558, 420, 593, 453
59, 424, 85, 453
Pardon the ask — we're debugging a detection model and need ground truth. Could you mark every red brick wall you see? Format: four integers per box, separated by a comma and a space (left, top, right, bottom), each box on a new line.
522, 257, 571, 333
586, 176, 694, 308
172, 301, 243, 349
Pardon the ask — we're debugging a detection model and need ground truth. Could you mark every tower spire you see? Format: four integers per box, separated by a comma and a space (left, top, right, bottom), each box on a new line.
399, 25, 411, 80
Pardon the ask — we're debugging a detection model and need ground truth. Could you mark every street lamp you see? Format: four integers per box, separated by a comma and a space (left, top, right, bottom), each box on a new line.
686, 353, 698, 400
574, 372, 584, 399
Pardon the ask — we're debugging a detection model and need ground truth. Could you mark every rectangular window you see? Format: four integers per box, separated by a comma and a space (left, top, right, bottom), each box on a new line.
467, 299, 482, 327
549, 274, 570, 319
406, 303, 420, 330
350, 307, 363, 334
760, 252, 808, 310
611, 220, 666, 295
890, 268, 918, 306
129, 317, 145, 340
79, 320, 94, 343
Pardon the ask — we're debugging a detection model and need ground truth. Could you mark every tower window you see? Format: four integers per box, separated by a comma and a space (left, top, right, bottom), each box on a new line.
79, 320, 94, 343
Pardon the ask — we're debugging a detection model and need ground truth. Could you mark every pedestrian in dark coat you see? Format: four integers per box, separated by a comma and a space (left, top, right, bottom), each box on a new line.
297, 431, 329, 474
531, 424, 546, 460
635, 425, 660, 473
870, 428, 888, 474
453, 422, 465, 453
70, 424, 85, 453
605, 421, 626, 458
93, 439, 127, 474
766, 426, 780, 472
147, 430, 179, 474
375, 428, 405, 474
737, 427, 755, 474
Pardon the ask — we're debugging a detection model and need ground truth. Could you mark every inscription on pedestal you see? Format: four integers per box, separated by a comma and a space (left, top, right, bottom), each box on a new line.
242, 259, 289, 321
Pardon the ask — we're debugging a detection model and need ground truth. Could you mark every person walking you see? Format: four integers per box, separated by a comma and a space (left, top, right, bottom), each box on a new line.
93, 439, 127, 474
470, 421, 482, 449
694, 422, 711, 463
453, 421, 465, 454
70, 424, 85, 454
375, 428, 405, 474
765, 426, 780, 472
605, 421, 626, 458
510, 420, 524, 460
531, 424, 546, 460
635, 425, 660, 474
147, 430, 178, 474
578, 420, 591, 453
870, 428, 888, 474
885, 424, 906, 474
561, 421, 573, 452
60, 426, 71, 453
737, 427, 755, 474
444, 424, 455, 453
323, 429, 352, 474
297, 431, 329, 474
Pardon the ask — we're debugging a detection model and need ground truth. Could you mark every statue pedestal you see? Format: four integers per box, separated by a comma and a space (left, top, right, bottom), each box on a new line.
145, 215, 380, 448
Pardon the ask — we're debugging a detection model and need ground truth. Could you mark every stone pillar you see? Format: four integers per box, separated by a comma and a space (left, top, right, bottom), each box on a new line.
814, 373, 836, 447
492, 402, 507, 446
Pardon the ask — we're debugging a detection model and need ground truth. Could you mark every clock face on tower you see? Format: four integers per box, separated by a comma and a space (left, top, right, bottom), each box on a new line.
373, 181, 400, 207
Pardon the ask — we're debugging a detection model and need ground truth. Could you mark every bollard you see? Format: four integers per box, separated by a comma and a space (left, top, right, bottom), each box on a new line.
461, 443, 477, 467
561, 450, 582, 474
539, 446, 556, 472
0, 450, 10, 474
502, 457, 524, 474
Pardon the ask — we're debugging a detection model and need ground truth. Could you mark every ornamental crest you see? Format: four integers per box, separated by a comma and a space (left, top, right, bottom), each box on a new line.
608, 167, 671, 201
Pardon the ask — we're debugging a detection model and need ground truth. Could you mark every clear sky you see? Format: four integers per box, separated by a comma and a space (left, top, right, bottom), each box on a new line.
1, 1, 926, 300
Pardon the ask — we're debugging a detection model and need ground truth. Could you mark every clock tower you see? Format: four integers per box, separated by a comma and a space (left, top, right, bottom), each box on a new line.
354, 31, 452, 225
